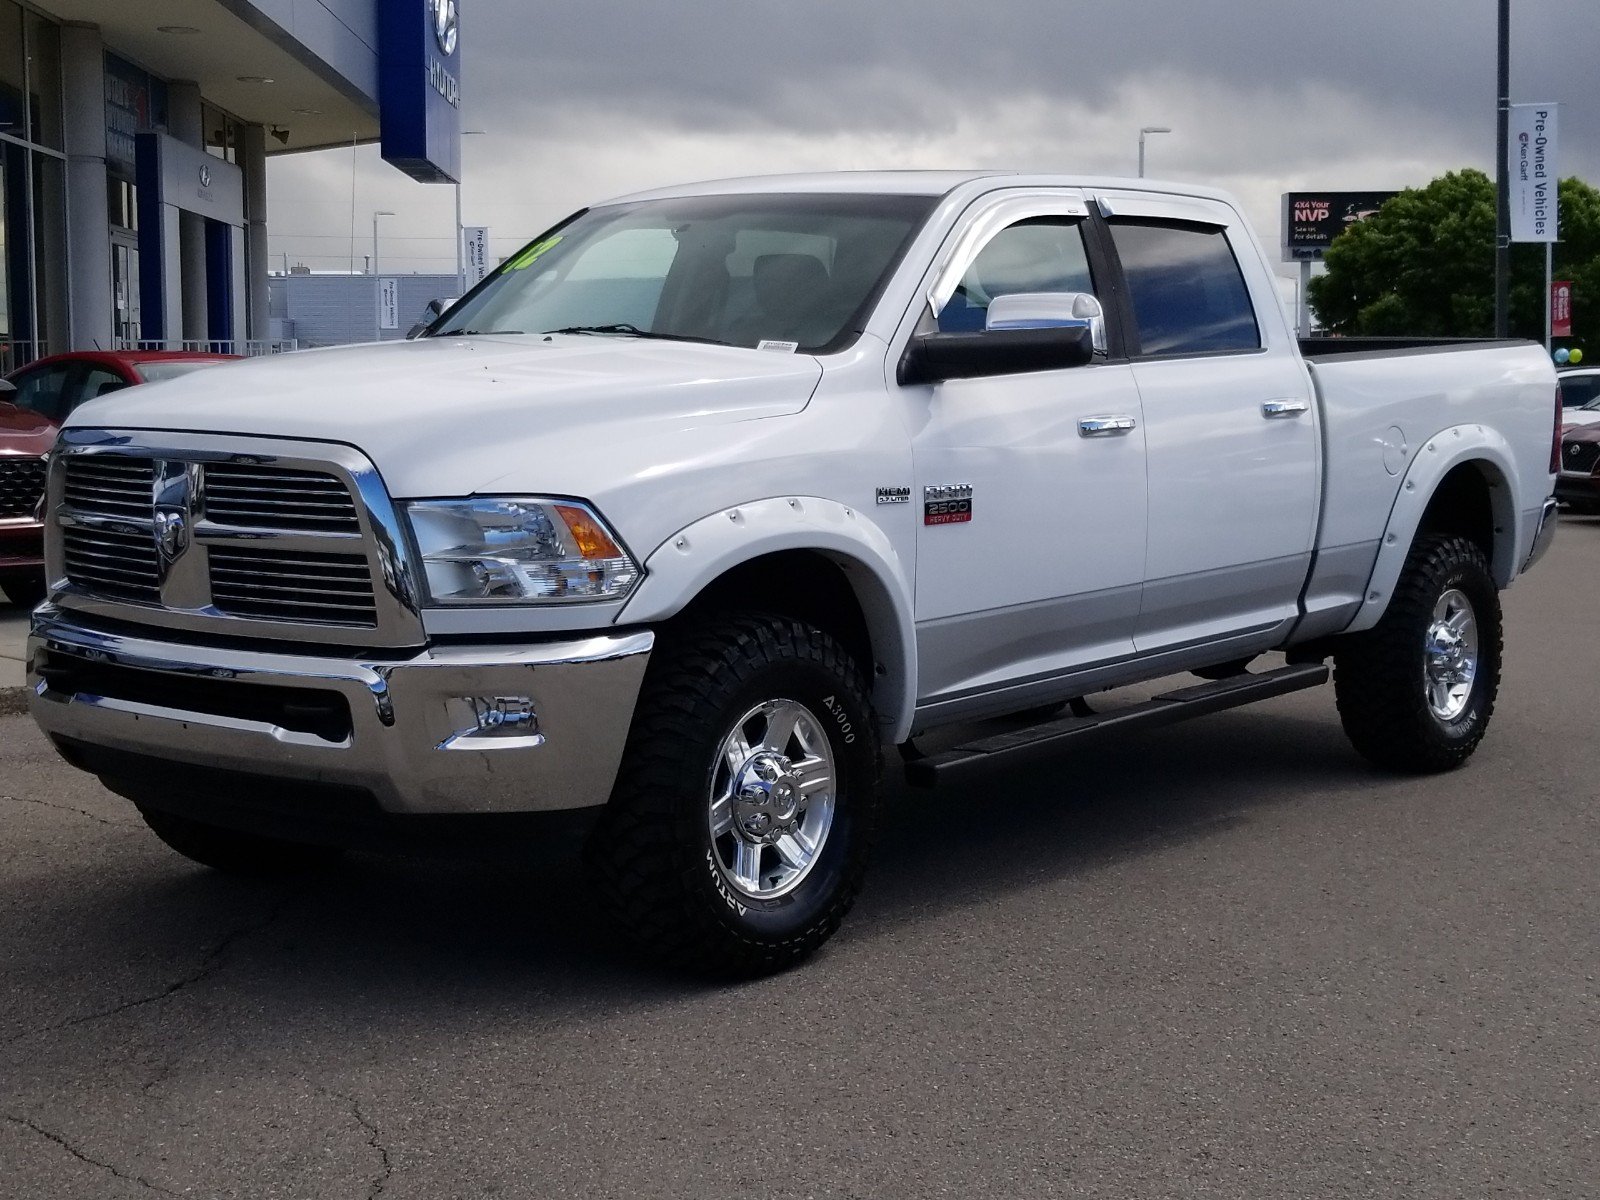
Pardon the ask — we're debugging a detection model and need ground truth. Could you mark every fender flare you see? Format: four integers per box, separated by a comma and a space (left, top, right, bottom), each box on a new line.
616, 496, 919, 741
1344, 425, 1521, 634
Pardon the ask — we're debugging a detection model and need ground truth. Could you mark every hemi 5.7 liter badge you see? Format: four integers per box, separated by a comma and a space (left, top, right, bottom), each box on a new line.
924, 484, 973, 526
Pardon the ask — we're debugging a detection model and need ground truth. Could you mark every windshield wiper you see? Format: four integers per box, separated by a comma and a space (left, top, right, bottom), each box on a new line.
542, 324, 725, 346
430, 329, 524, 337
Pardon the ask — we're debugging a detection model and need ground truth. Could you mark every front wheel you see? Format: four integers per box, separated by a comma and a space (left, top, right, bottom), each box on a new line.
1333, 534, 1502, 773
588, 614, 881, 977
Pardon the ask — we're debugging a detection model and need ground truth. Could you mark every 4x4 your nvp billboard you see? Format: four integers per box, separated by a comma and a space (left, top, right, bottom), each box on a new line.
1281, 192, 1399, 262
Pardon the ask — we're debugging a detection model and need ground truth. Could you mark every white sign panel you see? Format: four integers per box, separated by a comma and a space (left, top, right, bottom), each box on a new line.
378, 277, 400, 330
464, 226, 491, 287
1509, 103, 1559, 243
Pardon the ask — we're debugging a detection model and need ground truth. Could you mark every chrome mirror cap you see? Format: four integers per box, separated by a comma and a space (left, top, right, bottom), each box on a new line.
984, 291, 1107, 353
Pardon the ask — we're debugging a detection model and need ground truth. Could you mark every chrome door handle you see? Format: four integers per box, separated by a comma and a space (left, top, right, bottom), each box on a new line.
1078, 415, 1138, 437
1262, 399, 1310, 418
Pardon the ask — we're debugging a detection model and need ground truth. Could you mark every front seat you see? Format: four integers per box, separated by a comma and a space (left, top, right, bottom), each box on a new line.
731, 253, 832, 347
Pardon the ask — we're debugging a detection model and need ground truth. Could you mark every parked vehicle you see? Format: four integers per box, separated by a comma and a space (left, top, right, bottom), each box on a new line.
0, 351, 236, 606
1559, 367, 1600, 429
1556, 423, 1600, 513
25, 173, 1561, 975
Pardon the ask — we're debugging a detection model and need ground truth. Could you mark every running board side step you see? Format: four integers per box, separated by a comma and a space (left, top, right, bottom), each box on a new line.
903, 663, 1330, 788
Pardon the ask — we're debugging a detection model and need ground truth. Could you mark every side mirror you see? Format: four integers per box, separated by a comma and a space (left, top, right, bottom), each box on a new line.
985, 291, 1107, 354
407, 297, 455, 340
899, 324, 1094, 386
0, 377, 17, 397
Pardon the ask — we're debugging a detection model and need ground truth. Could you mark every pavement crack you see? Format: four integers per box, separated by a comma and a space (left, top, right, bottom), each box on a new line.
0, 791, 131, 828
339, 1094, 394, 1199
4, 1114, 180, 1195
1, 896, 292, 1049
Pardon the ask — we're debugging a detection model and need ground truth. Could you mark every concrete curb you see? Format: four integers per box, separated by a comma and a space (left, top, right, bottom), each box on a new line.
0, 689, 31, 718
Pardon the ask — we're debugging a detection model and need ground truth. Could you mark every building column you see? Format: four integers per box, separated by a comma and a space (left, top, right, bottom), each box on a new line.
240, 124, 270, 344
59, 24, 114, 350
167, 81, 207, 346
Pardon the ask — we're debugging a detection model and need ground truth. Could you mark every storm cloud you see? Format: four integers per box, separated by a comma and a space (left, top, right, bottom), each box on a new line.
266, 0, 1596, 286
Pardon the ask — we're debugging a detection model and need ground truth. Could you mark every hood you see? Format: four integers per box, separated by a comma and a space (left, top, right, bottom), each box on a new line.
0, 402, 57, 457
65, 335, 823, 496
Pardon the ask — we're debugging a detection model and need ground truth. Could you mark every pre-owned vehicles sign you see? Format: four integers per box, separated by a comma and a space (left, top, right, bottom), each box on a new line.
1281, 192, 1398, 262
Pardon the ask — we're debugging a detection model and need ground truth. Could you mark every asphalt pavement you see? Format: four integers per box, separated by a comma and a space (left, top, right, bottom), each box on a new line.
0, 519, 1596, 1198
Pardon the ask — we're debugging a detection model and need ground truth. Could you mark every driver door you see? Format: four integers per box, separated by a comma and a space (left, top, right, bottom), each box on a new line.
899, 194, 1148, 721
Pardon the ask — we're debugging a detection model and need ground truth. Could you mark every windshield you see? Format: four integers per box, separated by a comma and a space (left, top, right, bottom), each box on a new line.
431, 192, 937, 354
135, 360, 230, 383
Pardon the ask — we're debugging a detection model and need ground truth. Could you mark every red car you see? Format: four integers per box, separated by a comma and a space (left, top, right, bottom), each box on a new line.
1556, 422, 1600, 515
1, 351, 237, 607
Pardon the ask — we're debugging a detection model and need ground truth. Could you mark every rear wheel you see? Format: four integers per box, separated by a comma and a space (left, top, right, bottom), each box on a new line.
1333, 534, 1502, 773
138, 806, 345, 875
588, 614, 881, 977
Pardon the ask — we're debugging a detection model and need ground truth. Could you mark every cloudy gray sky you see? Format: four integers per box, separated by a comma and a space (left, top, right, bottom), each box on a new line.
265, 0, 1597, 294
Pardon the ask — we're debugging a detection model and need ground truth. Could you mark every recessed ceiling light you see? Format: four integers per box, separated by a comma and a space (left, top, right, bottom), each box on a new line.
156, 25, 200, 35
236, 75, 275, 84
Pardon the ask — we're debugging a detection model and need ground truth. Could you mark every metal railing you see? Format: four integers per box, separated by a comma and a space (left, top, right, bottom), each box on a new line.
111, 339, 301, 357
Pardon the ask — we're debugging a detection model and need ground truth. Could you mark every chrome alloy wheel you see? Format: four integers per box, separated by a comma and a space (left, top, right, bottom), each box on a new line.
708, 699, 838, 900
1423, 588, 1479, 722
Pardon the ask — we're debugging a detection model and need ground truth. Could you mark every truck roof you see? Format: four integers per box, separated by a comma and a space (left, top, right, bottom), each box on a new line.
605, 170, 1241, 207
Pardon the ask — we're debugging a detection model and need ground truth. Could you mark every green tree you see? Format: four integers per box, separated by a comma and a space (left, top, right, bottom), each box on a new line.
1308, 169, 1600, 352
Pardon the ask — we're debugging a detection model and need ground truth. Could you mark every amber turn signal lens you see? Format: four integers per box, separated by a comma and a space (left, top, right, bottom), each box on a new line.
553, 503, 625, 560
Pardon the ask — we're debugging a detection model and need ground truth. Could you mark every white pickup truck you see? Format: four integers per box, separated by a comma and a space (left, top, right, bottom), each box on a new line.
27, 172, 1560, 975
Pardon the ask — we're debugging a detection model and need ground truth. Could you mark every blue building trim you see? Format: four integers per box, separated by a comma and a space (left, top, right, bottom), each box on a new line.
378, 0, 461, 184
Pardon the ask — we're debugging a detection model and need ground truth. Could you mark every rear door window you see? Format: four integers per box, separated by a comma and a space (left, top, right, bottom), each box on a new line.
1107, 221, 1260, 356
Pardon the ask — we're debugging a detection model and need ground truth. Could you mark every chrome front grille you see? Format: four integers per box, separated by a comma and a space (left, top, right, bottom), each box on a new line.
0, 456, 49, 519
61, 522, 161, 603
1564, 439, 1600, 476
62, 455, 155, 518
48, 432, 423, 647
209, 547, 378, 626
203, 463, 362, 533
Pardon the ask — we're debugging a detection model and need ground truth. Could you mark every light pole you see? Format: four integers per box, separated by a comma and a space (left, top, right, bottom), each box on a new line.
1493, 0, 1510, 338
1138, 126, 1172, 178
372, 210, 394, 341
454, 130, 488, 297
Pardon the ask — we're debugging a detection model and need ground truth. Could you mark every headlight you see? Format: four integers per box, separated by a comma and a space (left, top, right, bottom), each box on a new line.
404, 497, 640, 604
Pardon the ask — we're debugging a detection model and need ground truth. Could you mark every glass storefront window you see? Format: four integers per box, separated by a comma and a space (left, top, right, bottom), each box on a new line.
25, 13, 63, 151
0, 1, 68, 369
0, 2, 24, 141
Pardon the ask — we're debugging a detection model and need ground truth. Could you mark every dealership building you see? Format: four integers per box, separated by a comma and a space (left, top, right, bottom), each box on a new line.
0, 0, 461, 372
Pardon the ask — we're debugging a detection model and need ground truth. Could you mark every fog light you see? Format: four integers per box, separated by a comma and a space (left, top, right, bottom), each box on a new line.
438, 695, 545, 750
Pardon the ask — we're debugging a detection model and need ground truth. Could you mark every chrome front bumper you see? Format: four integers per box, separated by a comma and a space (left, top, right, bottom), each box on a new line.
27, 609, 653, 815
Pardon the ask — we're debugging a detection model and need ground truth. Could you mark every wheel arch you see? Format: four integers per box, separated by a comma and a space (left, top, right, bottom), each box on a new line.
617, 497, 918, 740
1346, 429, 1520, 634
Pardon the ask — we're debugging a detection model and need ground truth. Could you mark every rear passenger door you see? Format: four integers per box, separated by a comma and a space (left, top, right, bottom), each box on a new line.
1095, 192, 1319, 653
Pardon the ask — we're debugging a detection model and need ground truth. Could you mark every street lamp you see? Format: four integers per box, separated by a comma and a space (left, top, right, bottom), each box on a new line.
371, 210, 395, 277
372, 210, 395, 341
455, 130, 487, 296
1138, 126, 1172, 178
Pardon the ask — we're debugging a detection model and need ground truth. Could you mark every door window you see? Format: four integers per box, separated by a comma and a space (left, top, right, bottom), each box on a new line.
1559, 374, 1599, 408
1108, 221, 1260, 356
77, 367, 130, 407
937, 218, 1095, 333
8, 362, 74, 422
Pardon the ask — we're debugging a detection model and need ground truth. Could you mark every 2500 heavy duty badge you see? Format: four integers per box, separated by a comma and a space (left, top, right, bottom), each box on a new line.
924, 483, 973, 526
